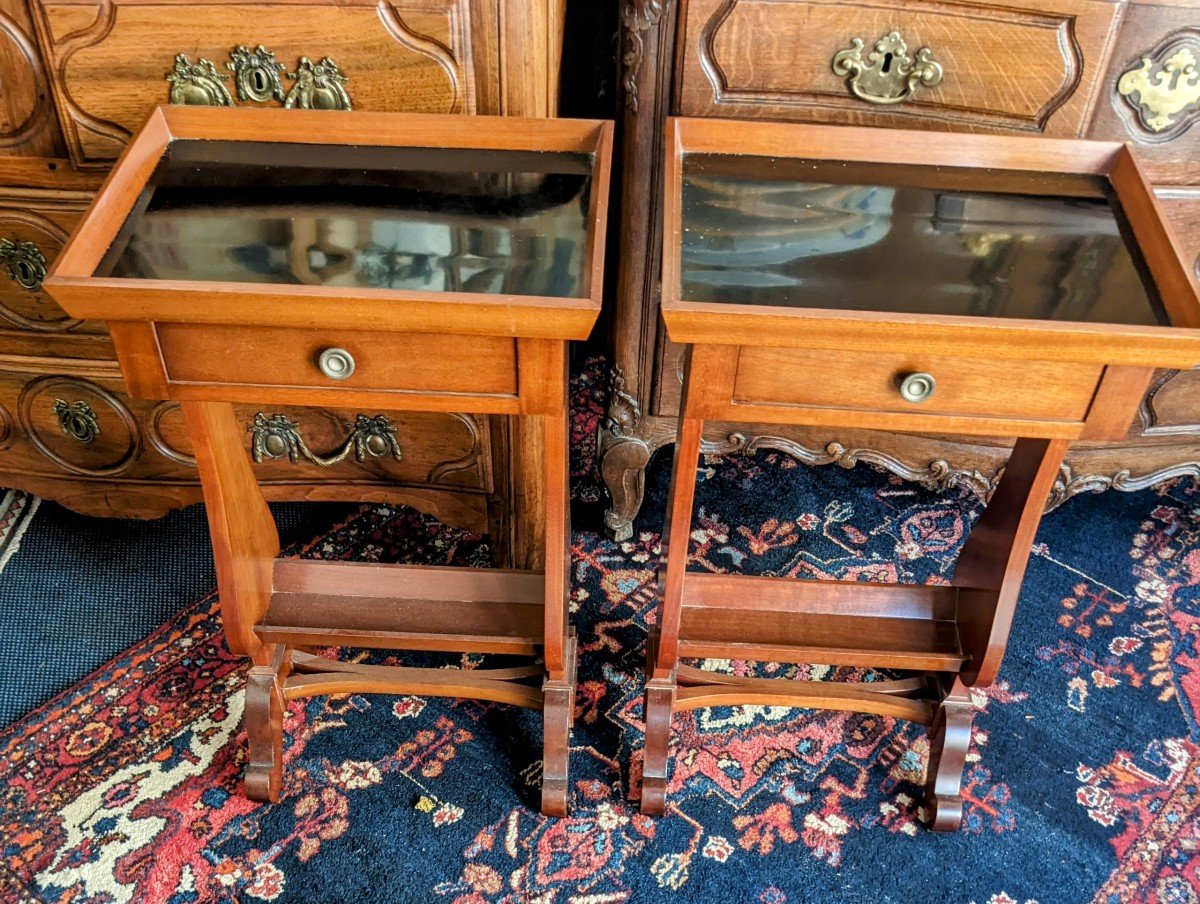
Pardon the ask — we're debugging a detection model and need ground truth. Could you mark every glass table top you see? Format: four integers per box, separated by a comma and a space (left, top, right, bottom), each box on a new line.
97, 140, 595, 299
679, 154, 1166, 326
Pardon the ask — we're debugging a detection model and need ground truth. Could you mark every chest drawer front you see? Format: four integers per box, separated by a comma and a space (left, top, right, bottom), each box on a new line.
733, 346, 1103, 423
676, 0, 1118, 136
0, 360, 492, 491
1087, 6, 1200, 185
155, 324, 518, 401
31, 0, 476, 166
0, 0, 63, 157
0, 174, 102, 336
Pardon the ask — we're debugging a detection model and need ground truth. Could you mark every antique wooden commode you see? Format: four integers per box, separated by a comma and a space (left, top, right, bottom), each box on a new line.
43, 105, 612, 815
646, 117, 1200, 830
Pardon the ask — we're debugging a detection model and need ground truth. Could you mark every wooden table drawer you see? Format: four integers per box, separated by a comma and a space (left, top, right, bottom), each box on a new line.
676, 0, 1119, 136
154, 324, 518, 404
732, 346, 1103, 424
30, 0, 477, 166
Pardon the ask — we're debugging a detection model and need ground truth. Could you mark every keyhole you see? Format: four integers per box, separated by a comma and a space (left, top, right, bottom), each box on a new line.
881, 52, 894, 73
15, 261, 34, 288
251, 69, 268, 93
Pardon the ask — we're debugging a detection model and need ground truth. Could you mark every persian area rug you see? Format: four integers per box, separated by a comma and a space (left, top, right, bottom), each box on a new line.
2, 361, 1199, 903
0, 490, 38, 575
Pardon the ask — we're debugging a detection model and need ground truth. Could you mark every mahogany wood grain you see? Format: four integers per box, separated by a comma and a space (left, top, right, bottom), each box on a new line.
682, 572, 957, 621
244, 643, 289, 802
673, 681, 936, 724
677, 608, 965, 672
952, 437, 1071, 687
733, 346, 1102, 423
925, 679, 974, 832
1079, 366, 1157, 441
156, 324, 519, 398
182, 399, 278, 661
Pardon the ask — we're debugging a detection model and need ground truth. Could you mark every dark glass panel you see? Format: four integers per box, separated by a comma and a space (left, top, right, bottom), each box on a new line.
679, 154, 1164, 326
98, 141, 593, 299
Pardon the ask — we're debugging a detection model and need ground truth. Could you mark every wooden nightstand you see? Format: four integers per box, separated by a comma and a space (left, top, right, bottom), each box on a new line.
43, 105, 613, 815
644, 117, 1200, 830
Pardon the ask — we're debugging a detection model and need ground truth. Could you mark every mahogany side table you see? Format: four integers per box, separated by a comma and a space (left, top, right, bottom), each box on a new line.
645, 117, 1200, 830
44, 106, 613, 815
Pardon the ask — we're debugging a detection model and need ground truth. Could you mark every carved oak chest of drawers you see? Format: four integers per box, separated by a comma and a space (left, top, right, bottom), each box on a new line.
0, 0, 564, 563
601, 0, 1200, 539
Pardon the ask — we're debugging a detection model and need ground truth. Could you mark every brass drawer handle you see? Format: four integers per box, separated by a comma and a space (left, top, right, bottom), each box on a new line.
0, 239, 48, 292
317, 347, 355, 381
167, 47, 352, 110
52, 399, 100, 444
832, 31, 943, 105
250, 412, 402, 467
898, 372, 936, 404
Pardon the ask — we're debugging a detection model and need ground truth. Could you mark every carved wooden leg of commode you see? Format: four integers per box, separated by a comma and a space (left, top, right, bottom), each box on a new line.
244, 643, 291, 802
924, 678, 973, 832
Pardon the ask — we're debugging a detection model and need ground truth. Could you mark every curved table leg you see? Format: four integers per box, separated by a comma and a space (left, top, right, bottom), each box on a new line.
925, 679, 973, 832
245, 644, 290, 802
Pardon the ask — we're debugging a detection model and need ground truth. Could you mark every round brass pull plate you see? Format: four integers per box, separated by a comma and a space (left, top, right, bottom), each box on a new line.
898, 372, 936, 403
317, 347, 355, 381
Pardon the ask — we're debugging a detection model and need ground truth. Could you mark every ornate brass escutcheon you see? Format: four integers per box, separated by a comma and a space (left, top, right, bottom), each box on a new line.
832, 31, 943, 105
52, 399, 101, 444
165, 53, 235, 106
250, 412, 401, 467
228, 44, 287, 103
1117, 33, 1200, 136
284, 57, 352, 111
0, 239, 47, 291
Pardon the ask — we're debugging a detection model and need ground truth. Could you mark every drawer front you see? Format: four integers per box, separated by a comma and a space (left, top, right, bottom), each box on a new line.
676, 0, 1119, 136
1087, 5, 1200, 185
0, 359, 493, 491
31, 0, 477, 166
0, 0, 63, 157
732, 346, 1103, 423
155, 324, 519, 399
0, 178, 103, 335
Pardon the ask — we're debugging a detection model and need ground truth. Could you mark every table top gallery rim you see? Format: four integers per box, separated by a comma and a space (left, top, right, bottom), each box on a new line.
44, 105, 613, 341
660, 117, 1200, 370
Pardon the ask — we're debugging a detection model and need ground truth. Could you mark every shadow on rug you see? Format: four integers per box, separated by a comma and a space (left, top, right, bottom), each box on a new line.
1, 359, 1198, 903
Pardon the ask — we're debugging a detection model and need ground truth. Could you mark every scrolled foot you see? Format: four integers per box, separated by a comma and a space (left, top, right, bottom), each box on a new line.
640, 676, 676, 816
244, 645, 290, 803
923, 679, 973, 833
540, 636, 576, 817
927, 793, 964, 832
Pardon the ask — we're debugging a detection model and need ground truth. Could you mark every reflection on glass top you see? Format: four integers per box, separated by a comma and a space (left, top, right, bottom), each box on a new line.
97, 141, 594, 298
680, 155, 1165, 326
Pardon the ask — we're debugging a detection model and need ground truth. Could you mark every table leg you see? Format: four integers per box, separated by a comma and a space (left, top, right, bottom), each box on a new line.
182, 400, 283, 801
642, 409, 704, 814
927, 436, 1069, 830
540, 408, 573, 814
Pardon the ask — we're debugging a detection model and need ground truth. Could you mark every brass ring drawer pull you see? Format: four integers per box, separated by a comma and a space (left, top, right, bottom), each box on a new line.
52, 399, 100, 444
317, 347, 355, 381
250, 412, 402, 467
898, 372, 936, 404
832, 31, 943, 105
